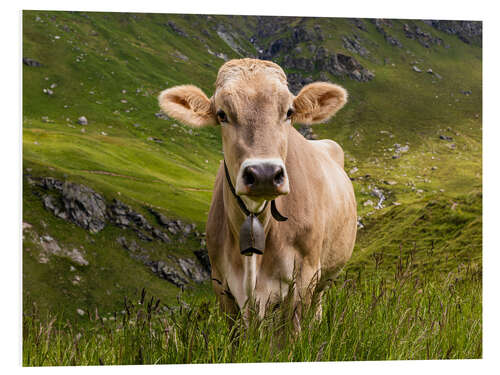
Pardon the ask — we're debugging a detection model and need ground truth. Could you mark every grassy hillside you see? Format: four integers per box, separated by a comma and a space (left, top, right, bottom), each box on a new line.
22, 11, 482, 363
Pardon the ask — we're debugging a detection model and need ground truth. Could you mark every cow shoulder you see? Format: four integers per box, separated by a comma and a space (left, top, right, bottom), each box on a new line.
308, 139, 344, 168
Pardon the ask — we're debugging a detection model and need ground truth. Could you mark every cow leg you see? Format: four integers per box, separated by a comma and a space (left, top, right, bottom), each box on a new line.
211, 277, 239, 319
291, 256, 323, 329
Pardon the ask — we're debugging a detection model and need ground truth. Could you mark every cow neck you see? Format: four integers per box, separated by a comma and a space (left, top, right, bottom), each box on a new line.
223, 160, 288, 256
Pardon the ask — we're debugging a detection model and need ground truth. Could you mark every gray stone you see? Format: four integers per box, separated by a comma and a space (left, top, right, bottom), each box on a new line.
160, 263, 189, 287
77, 116, 88, 125
62, 182, 107, 233
23, 58, 42, 67
439, 134, 453, 141
178, 258, 209, 283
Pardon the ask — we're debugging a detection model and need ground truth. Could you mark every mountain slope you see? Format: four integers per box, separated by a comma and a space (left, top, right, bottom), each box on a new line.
22, 11, 482, 320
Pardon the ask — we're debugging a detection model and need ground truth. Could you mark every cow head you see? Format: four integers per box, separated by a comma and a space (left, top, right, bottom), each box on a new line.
159, 58, 347, 212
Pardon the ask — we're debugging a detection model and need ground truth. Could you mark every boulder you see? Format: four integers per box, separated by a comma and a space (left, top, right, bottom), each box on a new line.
178, 258, 210, 283
23, 58, 42, 67
159, 263, 189, 287
62, 182, 107, 233
77, 116, 88, 125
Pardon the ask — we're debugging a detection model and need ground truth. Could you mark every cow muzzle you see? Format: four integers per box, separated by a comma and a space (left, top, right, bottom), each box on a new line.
235, 159, 290, 199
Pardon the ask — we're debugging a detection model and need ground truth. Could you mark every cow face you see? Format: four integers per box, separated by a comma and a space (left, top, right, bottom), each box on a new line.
159, 59, 347, 212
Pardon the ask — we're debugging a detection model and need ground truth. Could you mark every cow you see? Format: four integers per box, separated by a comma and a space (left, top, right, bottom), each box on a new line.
158, 58, 357, 326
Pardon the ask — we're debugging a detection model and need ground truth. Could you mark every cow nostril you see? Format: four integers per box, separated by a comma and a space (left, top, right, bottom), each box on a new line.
274, 168, 285, 186
242, 167, 256, 186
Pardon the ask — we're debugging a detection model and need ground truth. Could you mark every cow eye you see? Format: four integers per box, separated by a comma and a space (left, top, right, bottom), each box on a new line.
217, 109, 227, 123
286, 108, 294, 120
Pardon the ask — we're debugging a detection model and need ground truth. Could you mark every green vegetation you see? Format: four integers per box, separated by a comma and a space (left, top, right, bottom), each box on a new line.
23, 11, 482, 363
23, 254, 481, 365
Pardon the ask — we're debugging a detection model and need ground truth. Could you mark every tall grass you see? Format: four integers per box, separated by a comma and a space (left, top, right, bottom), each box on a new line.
23, 247, 482, 366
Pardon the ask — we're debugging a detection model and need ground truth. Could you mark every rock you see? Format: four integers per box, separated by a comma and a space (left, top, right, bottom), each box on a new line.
67, 248, 89, 266
38, 233, 89, 265
439, 135, 453, 141
357, 216, 364, 229
371, 187, 386, 209
148, 208, 170, 227
461, 90, 472, 96
76, 308, 85, 316
342, 36, 369, 56
403, 23, 444, 48
43, 88, 54, 95
38, 177, 106, 233
154, 112, 170, 120
172, 50, 189, 61
423, 20, 482, 46
152, 228, 171, 243
166, 21, 188, 37
159, 263, 189, 287
297, 125, 317, 140
147, 136, 163, 143
23, 58, 42, 67
178, 258, 209, 283
77, 116, 88, 125
42, 194, 67, 220
412, 66, 422, 72
372, 19, 403, 47
363, 199, 374, 207
194, 249, 211, 274
352, 19, 367, 32
62, 182, 107, 233
350, 167, 359, 174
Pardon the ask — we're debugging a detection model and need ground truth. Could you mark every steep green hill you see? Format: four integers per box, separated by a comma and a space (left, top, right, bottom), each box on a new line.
22, 11, 481, 321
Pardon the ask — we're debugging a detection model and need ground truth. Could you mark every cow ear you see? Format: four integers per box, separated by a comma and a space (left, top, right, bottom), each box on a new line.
292, 82, 348, 125
158, 85, 217, 127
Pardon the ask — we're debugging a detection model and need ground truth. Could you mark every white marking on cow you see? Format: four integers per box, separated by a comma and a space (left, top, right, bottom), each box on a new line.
241, 196, 267, 213
242, 254, 257, 306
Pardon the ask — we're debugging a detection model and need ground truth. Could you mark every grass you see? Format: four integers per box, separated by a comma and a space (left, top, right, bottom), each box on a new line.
23, 248, 482, 365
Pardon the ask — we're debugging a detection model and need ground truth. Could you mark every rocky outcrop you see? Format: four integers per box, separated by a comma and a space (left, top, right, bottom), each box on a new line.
422, 20, 482, 45
254, 18, 374, 87
117, 236, 209, 287
37, 178, 107, 233
28, 175, 209, 287
342, 35, 370, 57
371, 19, 403, 48
62, 182, 107, 233
165, 21, 188, 38
403, 23, 444, 48
351, 19, 368, 32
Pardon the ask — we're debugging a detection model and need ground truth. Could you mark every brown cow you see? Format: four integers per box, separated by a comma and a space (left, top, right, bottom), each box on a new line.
159, 58, 357, 325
